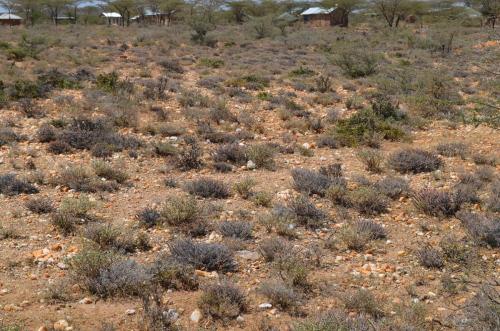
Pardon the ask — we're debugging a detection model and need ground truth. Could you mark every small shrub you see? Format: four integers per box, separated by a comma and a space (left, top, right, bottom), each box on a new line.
234, 178, 256, 199
416, 246, 444, 269
219, 221, 252, 239
213, 143, 247, 165
177, 138, 203, 171
413, 188, 459, 217
273, 250, 309, 288
160, 196, 198, 226
436, 142, 468, 158
452, 285, 500, 331
198, 281, 246, 320
137, 207, 161, 228
186, 178, 230, 199
389, 149, 442, 174
37, 124, 57, 143
259, 280, 301, 311
169, 239, 236, 272
294, 310, 373, 331
154, 142, 177, 157
258, 237, 291, 262
375, 176, 409, 199
291, 168, 331, 196
47, 140, 72, 154
348, 187, 389, 215
93, 160, 128, 183
335, 50, 378, 78
252, 191, 273, 207
0, 173, 38, 196
487, 180, 500, 212
59, 195, 94, 218
357, 149, 383, 173
439, 235, 474, 265
51, 212, 78, 235
58, 166, 118, 192
25, 197, 54, 214
472, 153, 496, 166
456, 211, 499, 247
344, 289, 384, 318
246, 144, 276, 170
356, 219, 387, 239
149, 255, 198, 291
289, 195, 327, 229
339, 224, 371, 251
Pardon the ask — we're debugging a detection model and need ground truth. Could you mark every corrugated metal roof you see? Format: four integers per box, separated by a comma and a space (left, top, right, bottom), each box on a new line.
300, 7, 335, 16
101, 12, 122, 18
0, 13, 22, 20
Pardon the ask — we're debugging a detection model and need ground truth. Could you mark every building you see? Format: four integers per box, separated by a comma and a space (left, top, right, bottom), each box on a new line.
101, 12, 122, 25
131, 8, 168, 25
300, 7, 348, 27
0, 13, 22, 26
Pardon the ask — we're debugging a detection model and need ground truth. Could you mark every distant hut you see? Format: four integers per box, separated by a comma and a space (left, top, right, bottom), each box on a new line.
132, 8, 168, 25
0, 13, 22, 26
101, 12, 122, 25
300, 7, 348, 27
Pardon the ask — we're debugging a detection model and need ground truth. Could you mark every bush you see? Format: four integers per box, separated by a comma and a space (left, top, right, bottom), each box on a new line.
273, 250, 309, 288
291, 168, 331, 196
375, 177, 409, 199
339, 224, 371, 251
0, 173, 38, 196
348, 187, 389, 215
168, 239, 236, 272
93, 160, 128, 184
160, 196, 198, 226
71, 249, 149, 297
59, 195, 94, 218
219, 221, 253, 239
335, 49, 378, 78
356, 219, 387, 239
344, 289, 384, 318
412, 188, 459, 217
51, 212, 78, 235
185, 178, 230, 199
452, 285, 500, 331
25, 197, 54, 214
198, 281, 246, 320
258, 237, 291, 262
0, 127, 22, 146
177, 138, 203, 171
389, 149, 442, 174
416, 246, 444, 269
252, 191, 273, 207
47, 140, 72, 154
357, 149, 383, 173
436, 142, 468, 158
234, 178, 256, 199
37, 124, 57, 143
58, 166, 118, 193
153, 142, 177, 157
456, 211, 499, 247
149, 255, 198, 291
246, 144, 276, 170
294, 310, 373, 331
487, 180, 500, 212
259, 280, 301, 311
213, 143, 247, 165
137, 207, 161, 228
289, 195, 327, 229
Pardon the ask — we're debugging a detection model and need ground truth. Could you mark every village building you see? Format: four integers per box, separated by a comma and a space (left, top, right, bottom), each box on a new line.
0, 13, 22, 26
100, 12, 123, 25
300, 7, 348, 27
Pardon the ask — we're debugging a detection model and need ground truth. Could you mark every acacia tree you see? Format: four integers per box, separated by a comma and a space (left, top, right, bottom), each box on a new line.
106, 0, 136, 26
374, 0, 407, 28
226, 0, 251, 24
12, 0, 39, 25
159, 0, 183, 26
43, 0, 74, 25
479, 0, 499, 27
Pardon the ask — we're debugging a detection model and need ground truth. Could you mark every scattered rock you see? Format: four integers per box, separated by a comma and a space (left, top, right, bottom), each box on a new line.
79, 297, 92, 304
236, 315, 245, 322
246, 160, 256, 170
258, 303, 272, 309
190, 309, 202, 322
125, 309, 136, 315
236, 250, 260, 261
53, 320, 69, 331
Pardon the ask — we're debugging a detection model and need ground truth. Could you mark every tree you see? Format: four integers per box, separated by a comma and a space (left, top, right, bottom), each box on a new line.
159, 0, 184, 26
43, 0, 74, 25
478, 0, 499, 27
374, 0, 407, 27
226, 0, 251, 24
106, 0, 136, 26
11, 0, 40, 25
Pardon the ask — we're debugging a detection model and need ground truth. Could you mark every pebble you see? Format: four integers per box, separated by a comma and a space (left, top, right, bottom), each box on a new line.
236, 315, 245, 322
236, 250, 260, 261
57, 262, 68, 270
246, 160, 256, 170
53, 320, 69, 331
190, 309, 202, 322
258, 303, 272, 309
79, 297, 92, 304
125, 309, 136, 315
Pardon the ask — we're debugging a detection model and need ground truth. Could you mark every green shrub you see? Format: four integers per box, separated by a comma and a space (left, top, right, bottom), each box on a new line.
334, 50, 378, 78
